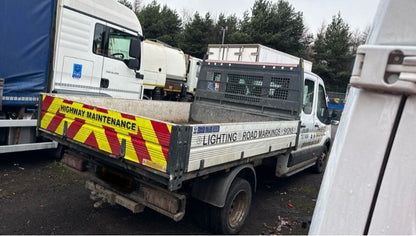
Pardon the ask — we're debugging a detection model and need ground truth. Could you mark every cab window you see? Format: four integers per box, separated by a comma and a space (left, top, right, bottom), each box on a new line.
93, 23, 106, 55
303, 79, 315, 114
108, 28, 136, 60
92, 24, 137, 61
317, 84, 329, 123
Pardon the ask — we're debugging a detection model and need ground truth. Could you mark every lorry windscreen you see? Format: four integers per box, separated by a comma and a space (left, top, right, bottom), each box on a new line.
93, 23, 138, 61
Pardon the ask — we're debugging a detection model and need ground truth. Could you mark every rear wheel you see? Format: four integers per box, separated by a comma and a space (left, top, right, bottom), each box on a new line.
210, 177, 252, 234
50, 143, 65, 160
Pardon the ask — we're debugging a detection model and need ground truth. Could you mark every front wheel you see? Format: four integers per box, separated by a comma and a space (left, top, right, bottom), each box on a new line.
210, 177, 252, 234
314, 146, 328, 173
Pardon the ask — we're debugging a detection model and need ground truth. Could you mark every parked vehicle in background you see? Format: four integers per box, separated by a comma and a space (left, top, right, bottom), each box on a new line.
207, 44, 313, 72
185, 55, 203, 100
0, 0, 143, 154
327, 91, 346, 121
141, 40, 202, 101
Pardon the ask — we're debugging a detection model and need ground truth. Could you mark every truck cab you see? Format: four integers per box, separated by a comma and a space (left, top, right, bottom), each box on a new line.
275, 71, 332, 177
52, 0, 143, 99
194, 60, 332, 178
185, 55, 203, 98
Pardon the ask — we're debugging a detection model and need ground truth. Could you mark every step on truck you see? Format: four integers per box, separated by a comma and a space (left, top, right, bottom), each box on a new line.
0, 0, 143, 154
37, 59, 333, 234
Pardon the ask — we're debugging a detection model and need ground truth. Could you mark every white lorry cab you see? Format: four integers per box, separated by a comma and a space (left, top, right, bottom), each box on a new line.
52, 0, 143, 99
0, 0, 144, 154
185, 55, 203, 98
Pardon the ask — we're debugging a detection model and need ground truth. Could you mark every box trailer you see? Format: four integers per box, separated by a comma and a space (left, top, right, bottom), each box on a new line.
207, 44, 313, 72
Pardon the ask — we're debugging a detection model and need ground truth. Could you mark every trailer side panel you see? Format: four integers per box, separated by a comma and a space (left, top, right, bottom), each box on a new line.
188, 121, 298, 171
0, 0, 56, 107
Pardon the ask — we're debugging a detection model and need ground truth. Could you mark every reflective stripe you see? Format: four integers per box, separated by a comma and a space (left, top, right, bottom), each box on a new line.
40, 94, 171, 172
2, 96, 39, 101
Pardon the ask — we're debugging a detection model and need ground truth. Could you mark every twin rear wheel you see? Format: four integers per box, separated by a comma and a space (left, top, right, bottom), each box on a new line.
193, 177, 252, 234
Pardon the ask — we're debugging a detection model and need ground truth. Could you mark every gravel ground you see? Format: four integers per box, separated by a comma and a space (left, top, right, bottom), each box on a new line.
0, 150, 324, 234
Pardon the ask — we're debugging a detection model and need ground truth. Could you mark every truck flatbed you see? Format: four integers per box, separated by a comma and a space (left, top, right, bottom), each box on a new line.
38, 61, 303, 191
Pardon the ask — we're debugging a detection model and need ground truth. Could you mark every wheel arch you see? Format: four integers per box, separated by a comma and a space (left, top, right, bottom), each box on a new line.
191, 164, 256, 208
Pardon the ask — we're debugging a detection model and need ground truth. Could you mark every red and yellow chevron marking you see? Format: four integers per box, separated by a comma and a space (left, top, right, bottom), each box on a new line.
40, 94, 172, 172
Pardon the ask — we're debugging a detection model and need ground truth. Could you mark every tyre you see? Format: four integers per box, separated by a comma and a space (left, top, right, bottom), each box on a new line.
314, 146, 328, 173
210, 177, 252, 234
180, 94, 193, 102
50, 143, 65, 160
142, 94, 151, 100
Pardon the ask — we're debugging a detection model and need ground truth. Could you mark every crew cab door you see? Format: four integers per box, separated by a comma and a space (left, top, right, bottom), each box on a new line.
99, 24, 142, 99
53, 8, 104, 94
315, 80, 331, 140
298, 76, 318, 149
298, 74, 330, 150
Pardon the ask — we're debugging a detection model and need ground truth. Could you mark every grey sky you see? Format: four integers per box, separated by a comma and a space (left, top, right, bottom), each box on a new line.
139, 0, 381, 34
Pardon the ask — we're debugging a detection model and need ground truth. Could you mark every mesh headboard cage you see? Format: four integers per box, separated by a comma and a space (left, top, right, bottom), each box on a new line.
194, 61, 304, 120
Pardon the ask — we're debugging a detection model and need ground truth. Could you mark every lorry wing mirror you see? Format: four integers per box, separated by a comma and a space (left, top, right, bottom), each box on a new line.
331, 120, 340, 126
127, 58, 140, 70
129, 38, 141, 61
128, 38, 141, 70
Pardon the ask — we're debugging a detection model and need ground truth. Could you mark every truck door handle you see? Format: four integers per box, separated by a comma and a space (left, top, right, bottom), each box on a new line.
100, 78, 109, 88
300, 124, 306, 128
315, 124, 320, 128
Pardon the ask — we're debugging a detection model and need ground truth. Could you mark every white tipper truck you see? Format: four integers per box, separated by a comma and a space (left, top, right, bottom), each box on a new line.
141, 40, 202, 101
37, 58, 334, 234
310, 0, 416, 234
0, 0, 144, 154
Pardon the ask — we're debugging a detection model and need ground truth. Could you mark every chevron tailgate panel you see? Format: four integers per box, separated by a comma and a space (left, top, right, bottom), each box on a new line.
40, 94, 172, 172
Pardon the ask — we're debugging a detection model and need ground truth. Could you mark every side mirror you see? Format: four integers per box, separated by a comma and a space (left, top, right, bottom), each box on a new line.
127, 58, 140, 70
129, 38, 140, 58
136, 72, 144, 79
128, 38, 141, 70
331, 120, 340, 126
